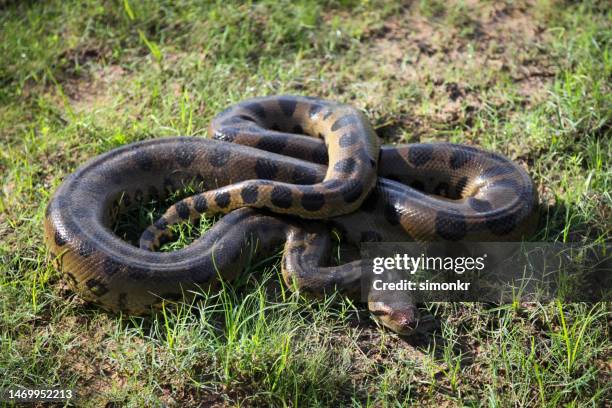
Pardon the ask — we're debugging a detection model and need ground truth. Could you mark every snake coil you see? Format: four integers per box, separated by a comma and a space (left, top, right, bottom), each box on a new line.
44, 96, 537, 334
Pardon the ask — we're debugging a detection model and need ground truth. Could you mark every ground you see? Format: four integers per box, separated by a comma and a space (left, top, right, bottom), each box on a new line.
0, 0, 610, 407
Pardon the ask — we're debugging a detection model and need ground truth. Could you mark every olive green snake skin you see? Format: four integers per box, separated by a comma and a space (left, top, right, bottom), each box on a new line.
44, 95, 538, 334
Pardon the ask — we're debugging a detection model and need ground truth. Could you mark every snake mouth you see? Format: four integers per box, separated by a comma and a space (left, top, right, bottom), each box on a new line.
369, 301, 436, 336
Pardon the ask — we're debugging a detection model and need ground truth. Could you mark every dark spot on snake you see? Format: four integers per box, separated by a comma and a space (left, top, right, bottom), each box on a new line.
102, 258, 121, 276
384, 203, 401, 225
243, 102, 266, 118
486, 213, 518, 235
435, 211, 467, 241
309, 104, 323, 118
339, 132, 358, 147
433, 182, 450, 197
331, 115, 356, 132
410, 180, 425, 191
271, 186, 293, 209
357, 149, 377, 168
360, 231, 382, 242
291, 166, 318, 184
78, 240, 94, 258
323, 110, 333, 120
278, 97, 297, 117
193, 195, 208, 213
134, 150, 153, 171
301, 192, 325, 211
154, 217, 168, 230
175, 145, 196, 167
450, 149, 474, 170
255, 135, 287, 154
482, 165, 514, 178
293, 125, 303, 134
341, 180, 364, 203
86, 279, 109, 296
270, 123, 281, 131
318, 132, 324, 139
311, 143, 328, 164
54, 230, 67, 246
408, 145, 433, 167
468, 198, 493, 213
334, 157, 357, 174
255, 158, 279, 179
241, 185, 259, 204
215, 192, 231, 208
176, 201, 190, 220
208, 147, 230, 167
455, 176, 469, 198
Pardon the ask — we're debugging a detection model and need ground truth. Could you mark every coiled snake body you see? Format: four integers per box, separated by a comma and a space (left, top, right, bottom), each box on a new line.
44, 96, 537, 334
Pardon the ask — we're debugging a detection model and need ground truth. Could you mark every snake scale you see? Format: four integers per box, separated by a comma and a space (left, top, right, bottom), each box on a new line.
44, 95, 538, 334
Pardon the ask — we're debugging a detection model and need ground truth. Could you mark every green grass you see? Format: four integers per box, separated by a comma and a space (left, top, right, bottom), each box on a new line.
0, 0, 610, 406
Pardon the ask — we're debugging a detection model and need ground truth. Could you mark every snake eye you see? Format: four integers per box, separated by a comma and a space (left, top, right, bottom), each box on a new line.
238, 114, 255, 122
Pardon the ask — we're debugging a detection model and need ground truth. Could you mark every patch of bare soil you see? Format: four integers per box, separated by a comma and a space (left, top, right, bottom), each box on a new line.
363, 1, 555, 139
62, 64, 126, 113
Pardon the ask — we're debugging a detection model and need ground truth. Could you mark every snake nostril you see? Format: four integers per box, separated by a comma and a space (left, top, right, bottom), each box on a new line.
390, 307, 420, 329
392, 312, 413, 326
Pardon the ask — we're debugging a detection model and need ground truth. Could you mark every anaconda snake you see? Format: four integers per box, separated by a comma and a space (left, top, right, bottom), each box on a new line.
44, 95, 538, 334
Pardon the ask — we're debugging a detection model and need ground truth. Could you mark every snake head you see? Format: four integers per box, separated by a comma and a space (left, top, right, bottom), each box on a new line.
368, 300, 431, 336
